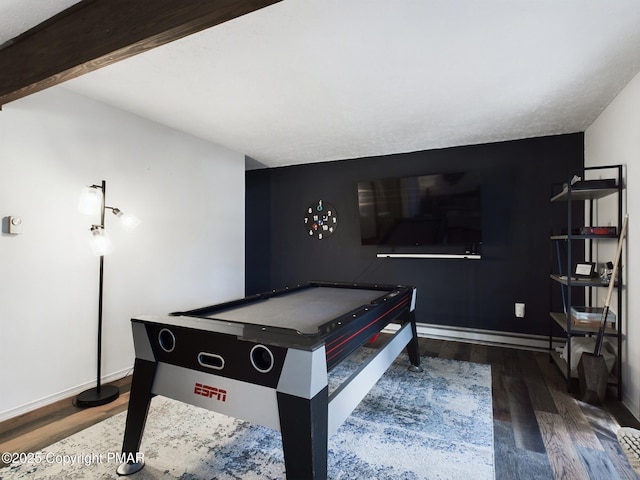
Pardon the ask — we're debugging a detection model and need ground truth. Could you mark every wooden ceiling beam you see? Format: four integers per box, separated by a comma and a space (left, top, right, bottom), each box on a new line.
0, 0, 281, 106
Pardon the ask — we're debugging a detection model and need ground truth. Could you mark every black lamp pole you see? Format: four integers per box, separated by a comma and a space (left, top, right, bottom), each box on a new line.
75, 180, 120, 408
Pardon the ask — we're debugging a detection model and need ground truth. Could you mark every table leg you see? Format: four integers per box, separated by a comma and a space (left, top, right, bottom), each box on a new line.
277, 387, 329, 480
406, 312, 423, 372
117, 358, 157, 476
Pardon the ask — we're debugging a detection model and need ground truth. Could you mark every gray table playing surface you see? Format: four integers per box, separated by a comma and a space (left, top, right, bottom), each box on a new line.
205, 287, 387, 334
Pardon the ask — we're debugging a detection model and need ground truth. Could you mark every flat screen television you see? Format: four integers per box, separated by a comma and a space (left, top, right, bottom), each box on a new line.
357, 171, 482, 251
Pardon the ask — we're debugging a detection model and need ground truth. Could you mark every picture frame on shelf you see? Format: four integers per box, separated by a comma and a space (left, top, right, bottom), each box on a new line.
575, 262, 596, 278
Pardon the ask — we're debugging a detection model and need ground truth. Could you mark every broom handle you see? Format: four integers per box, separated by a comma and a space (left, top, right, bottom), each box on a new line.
594, 213, 628, 356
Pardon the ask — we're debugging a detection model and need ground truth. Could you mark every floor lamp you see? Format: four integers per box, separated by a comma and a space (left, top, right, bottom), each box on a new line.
75, 180, 139, 408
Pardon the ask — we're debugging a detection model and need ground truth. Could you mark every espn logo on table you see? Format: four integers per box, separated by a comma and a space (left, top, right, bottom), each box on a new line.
194, 382, 227, 402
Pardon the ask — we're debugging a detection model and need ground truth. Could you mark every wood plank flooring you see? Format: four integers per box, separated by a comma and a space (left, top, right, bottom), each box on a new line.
0, 376, 131, 459
1, 337, 639, 479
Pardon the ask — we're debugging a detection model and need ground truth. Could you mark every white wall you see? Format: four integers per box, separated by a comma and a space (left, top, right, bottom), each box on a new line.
0, 88, 246, 420
585, 70, 640, 418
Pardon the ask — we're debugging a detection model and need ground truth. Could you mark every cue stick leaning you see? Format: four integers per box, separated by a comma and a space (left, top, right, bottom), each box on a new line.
593, 213, 628, 357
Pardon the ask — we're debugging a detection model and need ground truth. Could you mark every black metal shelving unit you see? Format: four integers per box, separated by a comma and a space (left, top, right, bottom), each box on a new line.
549, 164, 624, 400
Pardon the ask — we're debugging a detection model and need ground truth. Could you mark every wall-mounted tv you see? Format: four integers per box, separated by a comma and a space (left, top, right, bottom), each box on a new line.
357, 171, 482, 251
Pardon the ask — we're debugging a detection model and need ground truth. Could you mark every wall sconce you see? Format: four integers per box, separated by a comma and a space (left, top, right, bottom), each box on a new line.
76, 180, 139, 408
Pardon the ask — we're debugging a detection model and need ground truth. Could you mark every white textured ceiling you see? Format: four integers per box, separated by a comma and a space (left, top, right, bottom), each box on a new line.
3, 1, 640, 168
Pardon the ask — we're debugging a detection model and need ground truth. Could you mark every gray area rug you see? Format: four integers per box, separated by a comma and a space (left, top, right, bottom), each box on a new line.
617, 427, 640, 476
1, 352, 494, 479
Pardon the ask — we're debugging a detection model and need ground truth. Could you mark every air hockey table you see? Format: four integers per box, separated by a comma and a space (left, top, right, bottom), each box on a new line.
117, 281, 422, 479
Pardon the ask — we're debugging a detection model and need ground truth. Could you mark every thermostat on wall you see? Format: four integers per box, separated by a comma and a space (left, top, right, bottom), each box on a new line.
8, 216, 23, 234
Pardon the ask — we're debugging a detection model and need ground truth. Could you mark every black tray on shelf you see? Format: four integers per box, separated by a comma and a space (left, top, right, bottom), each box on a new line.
571, 179, 617, 190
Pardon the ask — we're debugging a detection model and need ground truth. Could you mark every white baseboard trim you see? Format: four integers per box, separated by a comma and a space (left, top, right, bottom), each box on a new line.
384, 322, 565, 352
3, 331, 636, 423
0, 326, 566, 423
0, 367, 133, 423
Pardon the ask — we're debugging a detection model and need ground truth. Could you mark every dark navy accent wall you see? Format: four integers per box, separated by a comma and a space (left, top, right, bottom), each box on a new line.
245, 134, 583, 336
245, 168, 272, 293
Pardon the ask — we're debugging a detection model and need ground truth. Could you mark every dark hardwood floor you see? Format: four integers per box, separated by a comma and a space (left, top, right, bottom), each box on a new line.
416, 337, 640, 480
1, 337, 639, 479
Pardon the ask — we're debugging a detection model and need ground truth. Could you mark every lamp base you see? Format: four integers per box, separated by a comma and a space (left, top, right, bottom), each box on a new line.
75, 385, 120, 408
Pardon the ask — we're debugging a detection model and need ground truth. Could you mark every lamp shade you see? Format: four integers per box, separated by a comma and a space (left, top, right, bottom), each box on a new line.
112, 208, 141, 232
89, 225, 114, 256
78, 186, 103, 215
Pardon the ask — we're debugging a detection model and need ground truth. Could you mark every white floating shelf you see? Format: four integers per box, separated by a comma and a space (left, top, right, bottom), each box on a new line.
376, 253, 481, 260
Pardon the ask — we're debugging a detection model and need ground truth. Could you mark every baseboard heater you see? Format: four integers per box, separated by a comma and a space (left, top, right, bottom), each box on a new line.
383, 322, 563, 351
